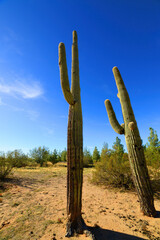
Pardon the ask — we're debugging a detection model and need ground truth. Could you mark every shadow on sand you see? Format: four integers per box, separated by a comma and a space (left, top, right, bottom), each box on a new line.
155, 210, 160, 218
0, 176, 39, 190
89, 226, 146, 240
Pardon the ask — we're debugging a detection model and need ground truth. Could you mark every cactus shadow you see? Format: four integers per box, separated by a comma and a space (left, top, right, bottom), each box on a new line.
89, 226, 146, 240
155, 210, 160, 218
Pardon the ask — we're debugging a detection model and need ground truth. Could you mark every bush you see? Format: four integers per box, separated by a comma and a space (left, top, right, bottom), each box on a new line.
144, 148, 160, 169
6, 150, 29, 168
0, 155, 13, 180
92, 152, 134, 189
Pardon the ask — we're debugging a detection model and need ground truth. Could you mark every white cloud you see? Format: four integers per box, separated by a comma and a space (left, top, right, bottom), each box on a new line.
2, 28, 23, 56
1, 102, 40, 121
0, 78, 43, 99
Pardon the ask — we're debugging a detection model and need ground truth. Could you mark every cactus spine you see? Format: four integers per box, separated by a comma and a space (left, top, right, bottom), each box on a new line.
105, 67, 156, 217
59, 31, 84, 236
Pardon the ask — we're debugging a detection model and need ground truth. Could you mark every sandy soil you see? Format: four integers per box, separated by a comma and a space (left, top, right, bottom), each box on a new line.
0, 164, 160, 240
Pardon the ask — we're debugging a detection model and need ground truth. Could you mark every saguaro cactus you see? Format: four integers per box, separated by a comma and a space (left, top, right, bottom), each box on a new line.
105, 67, 156, 217
58, 31, 85, 236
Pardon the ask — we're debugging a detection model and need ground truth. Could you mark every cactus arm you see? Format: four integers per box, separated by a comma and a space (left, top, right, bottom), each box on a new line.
112, 66, 135, 123
59, 42, 75, 105
104, 99, 124, 134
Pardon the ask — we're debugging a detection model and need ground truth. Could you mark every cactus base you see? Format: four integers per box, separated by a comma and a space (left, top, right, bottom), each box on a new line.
140, 200, 156, 217
65, 217, 96, 239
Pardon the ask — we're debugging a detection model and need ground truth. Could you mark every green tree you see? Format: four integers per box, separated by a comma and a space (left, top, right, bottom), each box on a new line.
30, 146, 49, 167
83, 148, 93, 167
49, 149, 61, 164
100, 142, 112, 161
92, 146, 100, 163
145, 128, 160, 168
112, 137, 124, 154
148, 127, 160, 149
61, 149, 67, 162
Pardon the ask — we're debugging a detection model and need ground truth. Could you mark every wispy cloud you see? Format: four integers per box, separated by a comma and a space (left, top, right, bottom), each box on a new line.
0, 102, 40, 121
45, 127, 54, 135
0, 77, 43, 99
2, 28, 23, 56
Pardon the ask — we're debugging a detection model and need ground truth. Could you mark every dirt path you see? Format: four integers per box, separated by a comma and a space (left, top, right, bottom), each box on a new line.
0, 165, 160, 240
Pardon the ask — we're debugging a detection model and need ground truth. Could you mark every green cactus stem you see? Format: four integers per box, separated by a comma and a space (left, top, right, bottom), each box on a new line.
59, 31, 96, 239
105, 66, 156, 217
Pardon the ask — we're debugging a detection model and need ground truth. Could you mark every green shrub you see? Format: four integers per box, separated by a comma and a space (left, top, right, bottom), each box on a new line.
92, 152, 134, 189
6, 150, 29, 168
144, 148, 160, 169
0, 154, 13, 180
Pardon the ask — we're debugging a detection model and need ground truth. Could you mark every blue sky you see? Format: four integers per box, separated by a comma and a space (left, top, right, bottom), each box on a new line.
0, 0, 159, 154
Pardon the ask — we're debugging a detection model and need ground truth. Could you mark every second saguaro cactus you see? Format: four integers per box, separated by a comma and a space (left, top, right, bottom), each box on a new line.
105, 67, 156, 217
59, 31, 84, 236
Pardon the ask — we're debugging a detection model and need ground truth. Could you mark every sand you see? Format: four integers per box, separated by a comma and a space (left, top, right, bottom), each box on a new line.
0, 164, 159, 240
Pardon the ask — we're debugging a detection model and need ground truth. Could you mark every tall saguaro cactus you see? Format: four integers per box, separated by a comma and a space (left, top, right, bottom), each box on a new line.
105, 67, 156, 217
58, 31, 84, 236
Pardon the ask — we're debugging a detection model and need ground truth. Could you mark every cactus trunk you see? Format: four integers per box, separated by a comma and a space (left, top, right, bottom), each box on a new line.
105, 67, 156, 217
67, 103, 83, 234
126, 129, 155, 216
66, 32, 84, 234
59, 31, 96, 238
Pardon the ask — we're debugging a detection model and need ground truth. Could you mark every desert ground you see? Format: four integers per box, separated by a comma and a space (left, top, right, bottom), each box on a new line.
0, 163, 160, 240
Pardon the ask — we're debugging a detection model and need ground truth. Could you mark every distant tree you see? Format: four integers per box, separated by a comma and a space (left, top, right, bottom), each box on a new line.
100, 142, 112, 161
112, 137, 124, 154
53, 149, 58, 161
49, 149, 62, 164
147, 127, 160, 149
30, 146, 49, 167
57, 151, 62, 162
145, 128, 160, 168
111, 137, 125, 165
61, 149, 67, 162
83, 148, 93, 167
48, 149, 59, 165
92, 146, 100, 163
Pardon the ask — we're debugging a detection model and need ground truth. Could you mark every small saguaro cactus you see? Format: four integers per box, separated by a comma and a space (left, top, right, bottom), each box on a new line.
59, 31, 95, 238
105, 67, 156, 217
